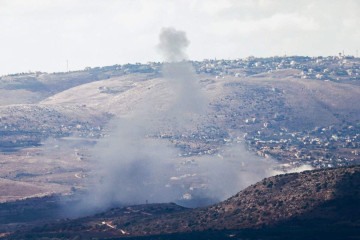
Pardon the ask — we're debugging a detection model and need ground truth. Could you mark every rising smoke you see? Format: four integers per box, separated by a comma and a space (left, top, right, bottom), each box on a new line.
70, 28, 202, 214
158, 27, 207, 126
70, 27, 289, 216
158, 27, 189, 62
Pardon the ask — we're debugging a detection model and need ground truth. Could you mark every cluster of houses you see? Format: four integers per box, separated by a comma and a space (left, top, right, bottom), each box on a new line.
4, 54, 358, 84
193, 55, 360, 82
244, 123, 360, 168
99, 54, 360, 83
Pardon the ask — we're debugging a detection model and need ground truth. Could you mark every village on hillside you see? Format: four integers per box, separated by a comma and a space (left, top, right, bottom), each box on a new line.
0, 55, 359, 171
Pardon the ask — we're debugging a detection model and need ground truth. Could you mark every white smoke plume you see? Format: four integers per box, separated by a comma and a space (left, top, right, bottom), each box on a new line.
71, 117, 179, 214
69, 28, 203, 215
158, 27, 207, 127
69, 27, 291, 216
158, 27, 189, 62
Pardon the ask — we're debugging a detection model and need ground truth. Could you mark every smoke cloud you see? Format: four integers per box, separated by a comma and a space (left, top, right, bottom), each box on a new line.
69, 27, 290, 216
69, 28, 202, 215
159, 27, 207, 126
72, 118, 179, 213
158, 27, 189, 62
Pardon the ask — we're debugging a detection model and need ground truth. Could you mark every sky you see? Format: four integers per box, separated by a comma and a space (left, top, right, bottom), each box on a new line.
0, 0, 359, 75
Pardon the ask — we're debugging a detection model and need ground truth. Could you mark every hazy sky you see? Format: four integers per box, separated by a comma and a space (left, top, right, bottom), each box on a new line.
0, 0, 359, 75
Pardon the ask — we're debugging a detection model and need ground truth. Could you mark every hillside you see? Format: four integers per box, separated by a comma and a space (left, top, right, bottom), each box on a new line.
5, 165, 359, 239
0, 56, 359, 206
